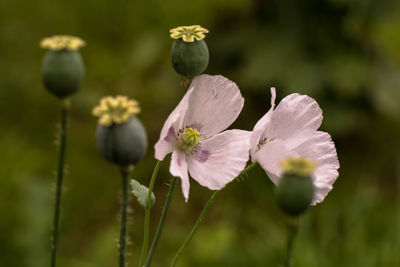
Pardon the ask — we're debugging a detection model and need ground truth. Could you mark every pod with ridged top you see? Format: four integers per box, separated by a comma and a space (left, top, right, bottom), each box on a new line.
169, 25, 209, 78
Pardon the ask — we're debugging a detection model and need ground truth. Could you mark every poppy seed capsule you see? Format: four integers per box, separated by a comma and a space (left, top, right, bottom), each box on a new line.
96, 116, 148, 167
275, 157, 317, 217
170, 39, 209, 77
41, 50, 84, 98
40, 36, 85, 98
169, 25, 210, 78
275, 173, 314, 217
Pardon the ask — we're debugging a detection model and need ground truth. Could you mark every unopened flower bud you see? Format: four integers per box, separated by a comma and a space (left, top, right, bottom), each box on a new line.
93, 96, 147, 166
40, 35, 85, 98
275, 157, 316, 217
170, 25, 209, 78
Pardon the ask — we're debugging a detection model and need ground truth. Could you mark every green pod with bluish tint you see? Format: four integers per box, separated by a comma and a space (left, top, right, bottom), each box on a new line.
170, 39, 209, 78
96, 116, 148, 167
41, 50, 84, 98
275, 173, 314, 217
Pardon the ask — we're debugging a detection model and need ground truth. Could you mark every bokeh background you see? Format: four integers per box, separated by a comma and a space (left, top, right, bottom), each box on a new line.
1, 0, 399, 266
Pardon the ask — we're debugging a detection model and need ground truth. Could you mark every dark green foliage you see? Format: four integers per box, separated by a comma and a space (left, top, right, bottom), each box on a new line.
170, 39, 209, 77
275, 173, 314, 217
41, 50, 84, 98
96, 116, 147, 167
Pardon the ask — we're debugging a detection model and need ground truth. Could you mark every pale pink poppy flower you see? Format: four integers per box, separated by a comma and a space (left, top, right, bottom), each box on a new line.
251, 88, 339, 205
155, 75, 251, 201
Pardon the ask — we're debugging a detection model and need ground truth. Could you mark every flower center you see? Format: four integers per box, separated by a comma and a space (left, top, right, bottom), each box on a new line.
180, 128, 200, 147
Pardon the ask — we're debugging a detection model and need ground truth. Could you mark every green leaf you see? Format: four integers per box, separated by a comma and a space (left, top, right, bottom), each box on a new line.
130, 179, 155, 209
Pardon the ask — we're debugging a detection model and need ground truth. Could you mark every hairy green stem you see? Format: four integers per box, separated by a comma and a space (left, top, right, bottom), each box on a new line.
170, 162, 258, 267
50, 99, 70, 267
119, 166, 133, 267
284, 217, 299, 267
145, 177, 178, 267
138, 161, 162, 267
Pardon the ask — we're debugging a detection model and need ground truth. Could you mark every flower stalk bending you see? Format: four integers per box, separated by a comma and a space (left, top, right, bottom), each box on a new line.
170, 162, 258, 267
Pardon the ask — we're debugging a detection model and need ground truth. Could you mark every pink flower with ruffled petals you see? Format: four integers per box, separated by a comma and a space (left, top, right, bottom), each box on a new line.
155, 75, 251, 201
251, 88, 339, 205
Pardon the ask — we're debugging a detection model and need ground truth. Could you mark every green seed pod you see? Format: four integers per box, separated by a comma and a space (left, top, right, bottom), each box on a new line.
169, 25, 210, 78
40, 35, 85, 98
170, 38, 209, 77
96, 116, 148, 167
275, 173, 314, 217
41, 50, 84, 98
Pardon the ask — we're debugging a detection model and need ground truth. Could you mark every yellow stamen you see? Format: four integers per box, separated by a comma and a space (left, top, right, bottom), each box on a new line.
92, 95, 141, 126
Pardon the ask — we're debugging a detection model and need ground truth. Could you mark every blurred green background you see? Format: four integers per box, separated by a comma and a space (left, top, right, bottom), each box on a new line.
0, 0, 399, 266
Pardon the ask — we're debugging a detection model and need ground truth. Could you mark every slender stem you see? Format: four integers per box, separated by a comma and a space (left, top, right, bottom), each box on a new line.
170, 162, 258, 267
144, 177, 178, 267
396, 155, 400, 265
170, 191, 217, 267
138, 161, 162, 267
284, 217, 299, 267
119, 166, 133, 267
50, 99, 70, 267
238, 162, 258, 177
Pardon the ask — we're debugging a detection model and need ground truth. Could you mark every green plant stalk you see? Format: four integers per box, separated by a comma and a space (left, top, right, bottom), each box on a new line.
138, 161, 162, 267
284, 217, 299, 267
170, 162, 258, 267
396, 155, 400, 266
50, 99, 70, 267
119, 166, 133, 267
169, 191, 217, 267
144, 177, 178, 267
